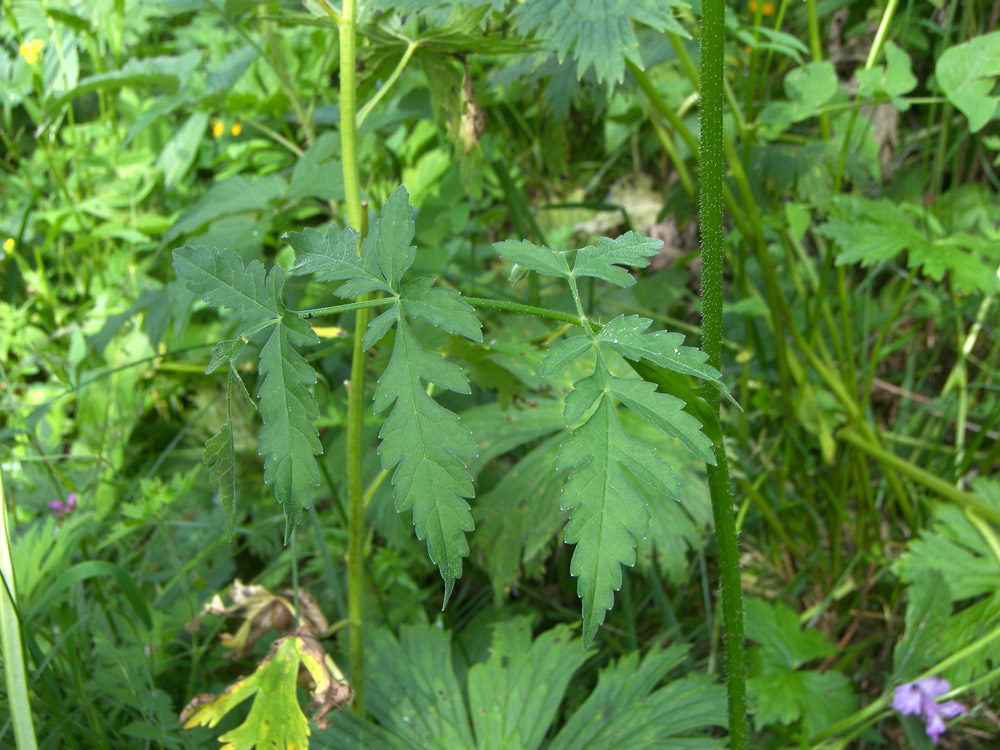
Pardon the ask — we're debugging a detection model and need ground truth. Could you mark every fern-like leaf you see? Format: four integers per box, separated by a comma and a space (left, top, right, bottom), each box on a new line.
559, 358, 679, 646
374, 319, 477, 605
286, 186, 481, 600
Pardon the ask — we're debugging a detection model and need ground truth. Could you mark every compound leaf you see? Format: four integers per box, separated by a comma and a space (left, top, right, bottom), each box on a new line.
571, 232, 663, 287
373, 318, 476, 605
174, 248, 321, 541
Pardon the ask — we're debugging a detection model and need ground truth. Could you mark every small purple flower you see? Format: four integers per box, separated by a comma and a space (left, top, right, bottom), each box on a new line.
48, 492, 77, 519
893, 676, 966, 745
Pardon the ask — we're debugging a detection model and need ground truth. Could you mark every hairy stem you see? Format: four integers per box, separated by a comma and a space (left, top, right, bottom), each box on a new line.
699, 0, 748, 746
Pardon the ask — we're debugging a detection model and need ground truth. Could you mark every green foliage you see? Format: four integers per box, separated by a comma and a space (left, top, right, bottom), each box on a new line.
286, 187, 482, 603
511, 0, 689, 88
745, 598, 857, 738
321, 617, 724, 749
173, 247, 321, 541
937, 31, 1000, 133
895, 479, 1000, 694
496, 235, 722, 645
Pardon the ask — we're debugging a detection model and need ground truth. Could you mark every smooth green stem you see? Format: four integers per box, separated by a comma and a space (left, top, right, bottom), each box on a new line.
699, 1, 748, 746
356, 42, 418, 128
865, 0, 902, 69
0, 470, 39, 750
805, 0, 831, 139
339, 0, 368, 717
838, 427, 1000, 523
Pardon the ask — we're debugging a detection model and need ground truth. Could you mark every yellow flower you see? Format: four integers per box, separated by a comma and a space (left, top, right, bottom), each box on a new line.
762, 1, 774, 15
230, 122, 242, 136
211, 119, 225, 138
3, 238, 13, 254
748, 0, 758, 12
19, 38, 44, 64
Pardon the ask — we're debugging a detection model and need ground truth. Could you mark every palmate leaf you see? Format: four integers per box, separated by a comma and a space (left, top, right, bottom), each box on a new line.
286, 186, 482, 601
173, 246, 321, 542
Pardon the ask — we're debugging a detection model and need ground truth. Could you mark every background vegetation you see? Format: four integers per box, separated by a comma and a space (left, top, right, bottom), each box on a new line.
2, 0, 999, 748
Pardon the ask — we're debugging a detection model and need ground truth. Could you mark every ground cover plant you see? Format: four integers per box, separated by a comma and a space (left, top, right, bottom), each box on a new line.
2, 0, 1000, 748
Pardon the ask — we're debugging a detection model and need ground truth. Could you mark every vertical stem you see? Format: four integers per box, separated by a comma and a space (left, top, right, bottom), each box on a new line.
339, 0, 368, 717
699, 1, 748, 747
0, 470, 39, 750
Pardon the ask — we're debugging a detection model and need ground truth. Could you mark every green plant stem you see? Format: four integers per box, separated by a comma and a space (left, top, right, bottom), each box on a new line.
0, 470, 39, 750
837, 428, 1000, 523
338, 0, 368, 717
356, 41, 418, 128
699, 0, 747, 746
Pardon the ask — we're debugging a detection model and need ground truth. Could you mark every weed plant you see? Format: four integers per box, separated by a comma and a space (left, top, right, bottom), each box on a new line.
2, 1, 1000, 748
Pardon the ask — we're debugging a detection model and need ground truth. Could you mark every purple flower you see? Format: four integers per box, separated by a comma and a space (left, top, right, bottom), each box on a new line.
893, 676, 966, 745
48, 492, 77, 519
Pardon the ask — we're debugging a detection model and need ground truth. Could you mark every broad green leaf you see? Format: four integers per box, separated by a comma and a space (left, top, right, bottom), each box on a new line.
156, 112, 209, 192
467, 619, 588, 750
511, 0, 688, 87
856, 42, 917, 107
173, 246, 277, 322
374, 185, 417, 289
606, 376, 714, 465
540, 334, 593, 376
285, 224, 390, 297
758, 62, 839, 137
494, 239, 570, 280
550, 645, 726, 750
181, 633, 352, 749
165, 175, 287, 243
364, 625, 475, 750
595, 315, 735, 406
745, 597, 836, 670
288, 131, 345, 202
937, 31, 1000, 133
571, 232, 663, 287
204, 424, 237, 542
748, 668, 856, 738
558, 361, 678, 645
373, 318, 476, 605
257, 316, 321, 541
894, 479, 1000, 693
401, 278, 482, 341
745, 597, 857, 737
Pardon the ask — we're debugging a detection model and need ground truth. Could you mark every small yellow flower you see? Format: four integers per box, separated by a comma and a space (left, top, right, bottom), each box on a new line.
3, 238, 13, 254
211, 119, 225, 138
19, 38, 44, 64
748, 0, 758, 12
230, 122, 242, 136
762, 1, 774, 15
